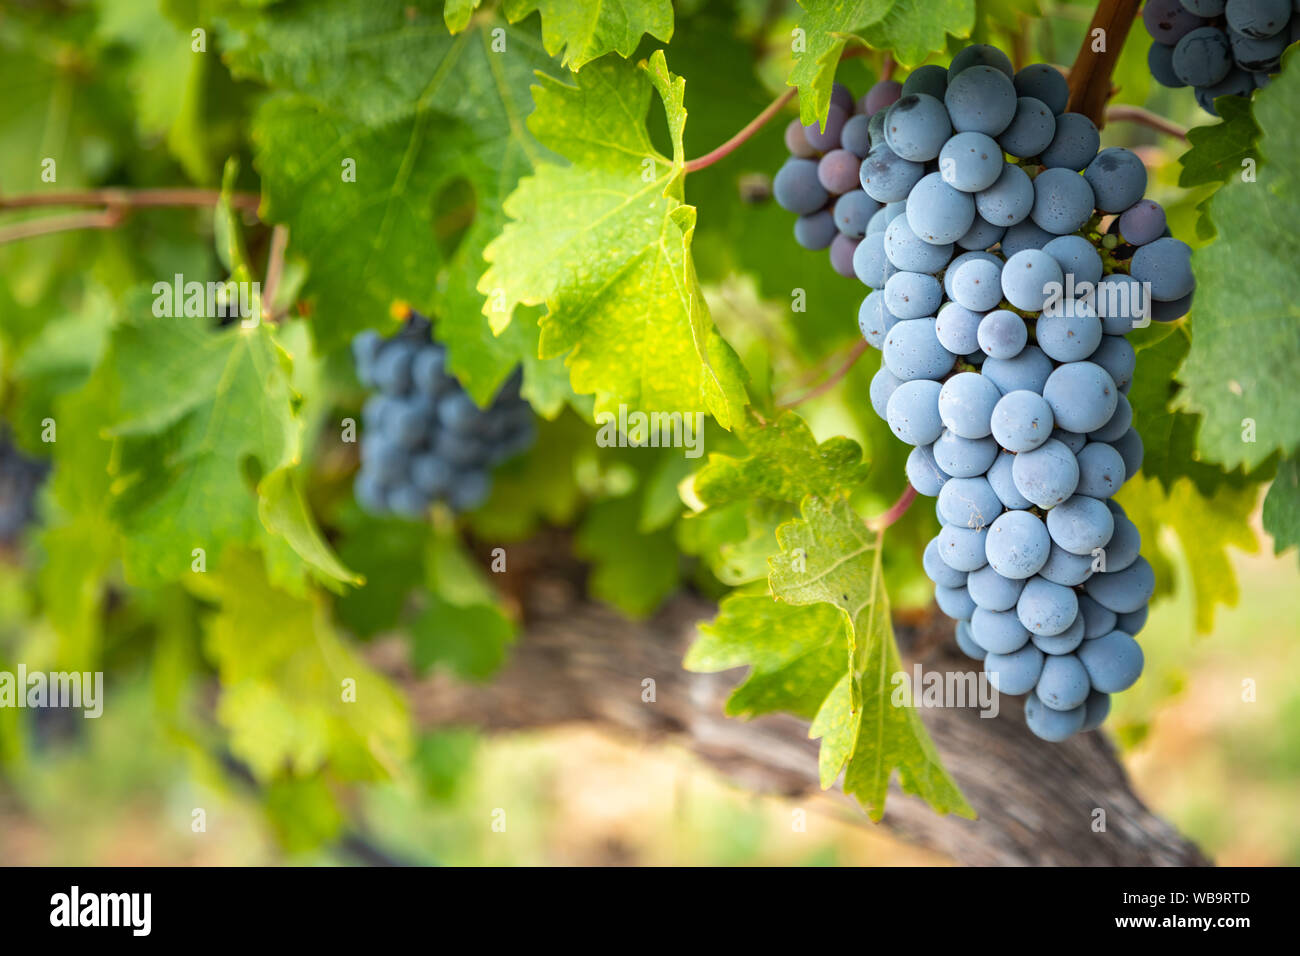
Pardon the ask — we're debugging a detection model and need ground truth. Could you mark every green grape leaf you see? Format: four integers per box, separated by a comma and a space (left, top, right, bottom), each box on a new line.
1262, 458, 1300, 560
334, 507, 429, 638
443, 0, 482, 32
194, 557, 411, 783
1176, 59, 1300, 469
789, 0, 974, 127
230, 2, 569, 404
502, 0, 674, 70
479, 50, 749, 427
102, 302, 356, 589
686, 584, 846, 720
768, 494, 970, 820
693, 410, 868, 508
1117, 474, 1259, 634
1177, 95, 1261, 189
575, 492, 680, 618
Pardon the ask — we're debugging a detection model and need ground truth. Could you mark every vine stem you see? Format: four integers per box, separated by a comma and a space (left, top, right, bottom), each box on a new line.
0, 187, 260, 212
868, 484, 917, 532
684, 87, 797, 173
0, 207, 125, 243
261, 224, 290, 322
776, 339, 868, 408
1065, 0, 1142, 125
1106, 104, 1189, 141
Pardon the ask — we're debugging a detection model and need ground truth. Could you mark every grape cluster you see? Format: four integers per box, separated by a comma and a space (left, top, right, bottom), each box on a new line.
352, 315, 535, 517
774, 45, 1190, 741
0, 432, 47, 546
1143, 0, 1297, 113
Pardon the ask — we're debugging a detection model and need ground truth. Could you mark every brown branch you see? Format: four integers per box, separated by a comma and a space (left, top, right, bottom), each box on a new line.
684, 88, 797, 173
1106, 104, 1189, 141
776, 339, 868, 408
0, 207, 125, 244
376, 549, 1210, 866
1065, 0, 1142, 125
0, 187, 260, 213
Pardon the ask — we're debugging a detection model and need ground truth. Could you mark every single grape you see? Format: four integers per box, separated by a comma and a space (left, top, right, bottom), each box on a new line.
977, 310, 1028, 360
971, 606, 1031, 654
1077, 630, 1144, 693
956, 620, 988, 660
884, 93, 952, 161
938, 524, 990, 572
1052, 428, 1087, 454
818, 149, 863, 194
938, 371, 1002, 438
935, 302, 984, 354
784, 117, 818, 158
1084, 556, 1156, 614
1024, 691, 1086, 740
1037, 297, 1103, 363
1090, 392, 1133, 443
1013, 63, 1069, 114
1102, 511, 1142, 572
1117, 199, 1166, 246
1172, 27, 1233, 86
857, 291, 899, 348
840, 114, 873, 157
804, 103, 848, 152
885, 378, 945, 444
1046, 494, 1115, 557
925, 535, 969, 587
884, 215, 953, 272
907, 443, 951, 497
1033, 614, 1086, 655
968, 564, 1026, 612
830, 82, 855, 114
774, 158, 830, 214
998, 97, 1057, 158
853, 232, 891, 287
1037, 542, 1095, 587
864, 79, 904, 114
1012, 438, 1080, 509
950, 257, 1005, 312
956, 216, 1006, 251
1002, 248, 1065, 311
859, 144, 926, 203
869, 366, 904, 419
1225, 0, 1290, 37
1039, 112, 1100, 171
1147, 40, 1186, 88
1080, 690, 1111, 732
988, 450, 1033, 510
991, 389, 1054, 452
933, 429, 1000, 478
906, 173, 976, 244
1131, 237, 1194, 301
835, 191, 880, 239
1043, 362, 1118, 434
1111, 428, 1144, 481
981, 345, 1054, 395
1142, 0, 1206, 46
1031, 166, 1096, 234
975, 162, 1035, 226
1036, 654, 1091, 711
1079, 594, 1118, 639
353, 330, 384, 386
1074, 441, 1126, 498
884, 271, 944, 319
943, 250, 1001, 298
901, 64, 949, 100
1018, 576, 1080, 636
1084, 147, 1148, 213
949, 44, 1015, 79
935, 584, 977, 620
1195, 67, 1258, 115
945, 66, 1018, 137
1116, 604, 1149, 636
1230, 30, 1287, 72
999, 220, 1054, 257
1041, 235, 1103, 288
829, 233, 860, 277
985, 509, 1052, 579
1088, 335, 1137, 391
794, 210, 837, 250
939, 131, 1005, 192
985, 644, 1045, 694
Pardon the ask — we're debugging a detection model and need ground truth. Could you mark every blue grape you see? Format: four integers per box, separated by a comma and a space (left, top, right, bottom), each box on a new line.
987, 450, 1033, 510
950, 256, 1004, 311
1031, 167, 1096, 234
990, 389, 1054, 452
784, 117, 818, 158
449, 469, 491, 512
857, 291, 899, 348
437, 391, 480, 431
998, 220, 1054, 256
884, 271, 943, 319
1046, 494, 1114, 556
794, 210, 837, 249
362, 434, 406, 482
938, 476, 1003, 529
976, 163, 1035, 226
1095, 274, 1149, 334
938, 524, 990, 572
944, 66, 1018, 137
1017, 576, 1080, 636
1079, 594, 1118, 639
1038, 542, 1095, 587
1230, 30, 1287, 72
1033, 613, 1085, 655
869, 366, 904, 419
1052, 428, 1087, 454
411, 452, 452, 496
859, 144, 926, 202
864, 79, 904, 114
933, 429, 999, 478
840, 114, 873, 157
938, 371, 1001, 438
1148, 40, 1186, 88
1012, 438, 1080, 509
1090, 392, 1133, 443
853, 232, 891, 287
1084, 556, 1155, 614
1143, 0, 1206, 45
1172, 27, 1233, 86
884, 93, 952, 161
885, 378, 945, 443
938, 131, 1004, 192
1111, 428, 1144, 481
956, 620, 987, 660
1087, 335, 1136, 391
1036, 297, 1102, 363
883, 319, 956, 380
1036, 654, 1090, 710
907, 443, 951, 497
977, 310, 1028, 360
1084, 147, 1148, 213
1195, 67, 1256, 114
412, 346, 448, 395
1102, 511, 1141, 572
1077, 630, 1144, 693
830, 82, 855, 113
884, 215, 952, 272
818, 149, 863, 194
1074, 441, 1126, 498
968, 564, 1025, 612
981, 345, 1054, 395
1226, 0, 1290, 37
985, 509, 1051, 579
353, 330, 384, 385
1024, 691, 1086, 740
956, 216, 1006, 251
1041, 235, 1103, 287
833, 190, 880, 238
387, 483, 430, 518
985, 644, 1045, 694
998, 97, 1056, 158
1001, 249, 1064, 311
935, 584, 977, 620
943, 250, 1001, 298
949, 44, 1015, 79
373, 344, 415, 393
901, 64, 949, 100
925, 535, 969, 587
354, 468, 389, 514
935, 302, 984, 354
1151, 290, 1194, 321
829, 233, 859, 277
1117, 199, 1166, 245
774, 159, 830, 214
866, 205, 894, 235
1013, 64, 1069, 114
1080, 690, 1111, 732
1039, 112, 1100, 171
1117, 604, 1149, 636
971, 606, 1031, 653
1043, 361, 1118, 433
1131, 237, 1194, 301
906, 172, 976, 244
803, 103, 848, 152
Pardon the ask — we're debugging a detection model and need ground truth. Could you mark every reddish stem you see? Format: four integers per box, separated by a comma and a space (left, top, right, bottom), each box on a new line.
1106, 104, 1189, 141
0, 187, 260, 212
776, 339, 868, 408
685, 87, 797, 173
0, 207, 125, 244
869, 484, 917, 532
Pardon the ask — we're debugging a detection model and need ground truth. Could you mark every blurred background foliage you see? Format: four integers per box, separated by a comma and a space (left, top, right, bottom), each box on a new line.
0, 0, 1296, 865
